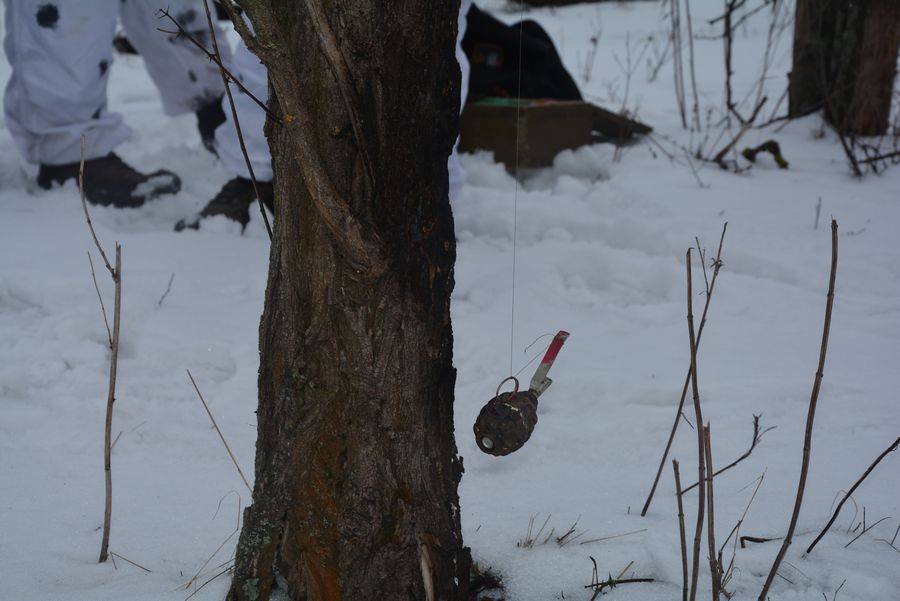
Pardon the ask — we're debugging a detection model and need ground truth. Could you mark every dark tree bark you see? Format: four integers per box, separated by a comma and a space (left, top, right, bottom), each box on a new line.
225, 3, 470, 600
790, 0, 900, 136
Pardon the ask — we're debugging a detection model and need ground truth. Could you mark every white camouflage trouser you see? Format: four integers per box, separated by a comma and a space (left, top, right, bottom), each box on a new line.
2, 0, 231, 165
214, 28, 272, 182
215, 0, 472, 199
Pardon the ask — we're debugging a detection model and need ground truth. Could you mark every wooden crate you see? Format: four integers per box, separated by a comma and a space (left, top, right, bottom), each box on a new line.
459, 98, 650, 171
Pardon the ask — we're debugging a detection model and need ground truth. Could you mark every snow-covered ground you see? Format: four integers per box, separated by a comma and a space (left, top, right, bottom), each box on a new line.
2, 2, 899, 600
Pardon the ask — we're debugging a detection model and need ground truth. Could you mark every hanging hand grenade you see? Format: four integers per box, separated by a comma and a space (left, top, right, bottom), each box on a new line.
474, 331, 569, 456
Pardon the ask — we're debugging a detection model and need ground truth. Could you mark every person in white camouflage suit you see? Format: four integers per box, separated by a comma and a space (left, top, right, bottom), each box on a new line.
2, 0, 231, 207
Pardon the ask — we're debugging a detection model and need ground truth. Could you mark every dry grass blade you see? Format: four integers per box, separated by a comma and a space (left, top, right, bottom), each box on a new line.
186, 370, 252, 492
556, 517, 586, 547
157, 273, 175, 308
615, 560, 634, 580
720, 472, 765, 589
185, 565, 234, 601
109, 552, 151, 573
579, 528, 648, 546
874, 523, 900, 553
844, 516, 892, 549
184, 491, 242, 591
517, 513, 551, 549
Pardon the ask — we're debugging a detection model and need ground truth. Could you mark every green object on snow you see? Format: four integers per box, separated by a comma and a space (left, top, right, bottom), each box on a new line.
474, 97, 533, 107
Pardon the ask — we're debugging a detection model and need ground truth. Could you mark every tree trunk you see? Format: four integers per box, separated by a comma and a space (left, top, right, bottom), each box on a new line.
790, 0, 900, 136
226, 3, 470, 601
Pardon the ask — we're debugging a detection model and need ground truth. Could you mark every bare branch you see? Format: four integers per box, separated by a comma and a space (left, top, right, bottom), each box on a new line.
641, 223, 727, 517
586, 557, 655, 600
845, 516, 892, 549
683, 0, 700, 130
199, 0, 273, 240
713, 96, 768, 166
78, 137, 121, 565
98, 244, 121, 564
860, 149, 900, 164
704, 425, 721, 600
807, 436, 900, 554
686, 247, 707, 601
682, 415, 773, 493
217, 0, 265, 61
673, 459, 688, 601
156, 8, 279, 125
741, 535, 778, 548
79, 138, 114, 277
758, 219, 839, 600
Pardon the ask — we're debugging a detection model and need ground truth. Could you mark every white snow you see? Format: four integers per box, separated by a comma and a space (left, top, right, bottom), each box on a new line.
1, 2, 899, 600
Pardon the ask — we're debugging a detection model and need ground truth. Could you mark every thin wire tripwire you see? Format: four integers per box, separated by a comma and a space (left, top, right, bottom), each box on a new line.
510, 0, 526, 375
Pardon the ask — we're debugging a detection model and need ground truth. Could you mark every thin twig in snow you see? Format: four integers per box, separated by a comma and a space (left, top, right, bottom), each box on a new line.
874, 523, 900, 553
682, 415, 774, 493
586, 556, 655, 600
641, 224, 727, 517
673, 459, 688, 601
87, 252, 112, 347
807, 436, 899, 554
670, 0, 687, 128
758, 219, 839, 600
704, 424, 720, 601
156, 9, 278, 124
79, 137, 121, 565
683, 0, 700, 130
686, 247, 706, 601
845, 516, 892, 549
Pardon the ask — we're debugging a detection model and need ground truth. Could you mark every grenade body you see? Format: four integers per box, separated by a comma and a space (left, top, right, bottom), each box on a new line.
473, 389, 538, 456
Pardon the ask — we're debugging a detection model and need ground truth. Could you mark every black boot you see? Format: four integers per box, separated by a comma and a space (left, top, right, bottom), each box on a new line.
175, 177, 274, 232
37, 153, 181, 208
196, 96, 227, 155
